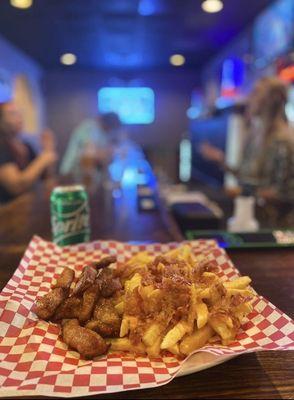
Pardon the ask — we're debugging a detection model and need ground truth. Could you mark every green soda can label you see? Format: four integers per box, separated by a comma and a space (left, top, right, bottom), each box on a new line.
50, 185, 90, 246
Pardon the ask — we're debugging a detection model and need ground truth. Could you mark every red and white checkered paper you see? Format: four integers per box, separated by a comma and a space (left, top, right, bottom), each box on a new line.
0, 236, 293, 398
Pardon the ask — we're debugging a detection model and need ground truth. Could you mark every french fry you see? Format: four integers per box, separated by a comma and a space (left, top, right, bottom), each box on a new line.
157, 262, 165, 273
114, 301, 124, 316
119, 316, 138, 337
125, 273, 142, 292
197, 287, 210, 299
161, 320, 189, 349
226, 288, 253, 297
187, 284, 197, 330
138, 285, 154, 299
234, 302, 253, 321
110, 338, 146, 354
195, 300, 209, 329
126, 252, 152, 266
202, 272, 218, 280
167, 343, 180, 356
224, 276, 251, 290
119, 317, 129, 337
179, 325, 214, 356
146, 336, 162, 357
181, 245, 193, 263
143, 323, 163, 347
165, 247, 180, 259
209, 316, 236, 345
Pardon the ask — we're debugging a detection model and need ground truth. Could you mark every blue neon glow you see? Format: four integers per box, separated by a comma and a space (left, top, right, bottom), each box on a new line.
108, 140, 154, 188
98, 87, 155, 124
138, 0, 156, 15
221, 57, 245, 95
0, 69, 12, 103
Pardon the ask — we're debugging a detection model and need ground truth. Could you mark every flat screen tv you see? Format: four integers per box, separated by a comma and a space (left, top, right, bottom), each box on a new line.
98, 87, 155, 124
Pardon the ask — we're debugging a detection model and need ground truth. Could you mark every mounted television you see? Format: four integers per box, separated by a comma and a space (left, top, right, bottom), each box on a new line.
98, 87, 155, 124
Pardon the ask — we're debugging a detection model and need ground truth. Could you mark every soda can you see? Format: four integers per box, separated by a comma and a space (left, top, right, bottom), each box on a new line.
50, 185, 91, 246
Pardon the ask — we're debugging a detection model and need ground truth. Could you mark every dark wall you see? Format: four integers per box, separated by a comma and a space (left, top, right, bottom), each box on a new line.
43, 69, 199, 181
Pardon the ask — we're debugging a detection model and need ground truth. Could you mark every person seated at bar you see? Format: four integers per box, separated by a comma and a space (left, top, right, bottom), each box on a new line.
201, 77, 294, 201
0, 101, 57, 204
60, 112, 121, 183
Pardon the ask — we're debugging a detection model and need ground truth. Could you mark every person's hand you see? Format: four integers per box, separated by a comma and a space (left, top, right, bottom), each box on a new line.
225, 186, 242, 197
200, 142, 225, 164
41, 128, 56, 152
40, 149, 58, 167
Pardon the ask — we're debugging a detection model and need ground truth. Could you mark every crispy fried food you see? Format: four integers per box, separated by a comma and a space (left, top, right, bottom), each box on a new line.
86, 298, 121, 337
112, 246, 254, 357
62, 319, 108, 359
53, 296, 81, 321
53, 267, 75, 290
109, 337, 145, 354
35, 287, 67, 320
179, 324, 214, 355
96, 268, 122, 298
79, 283, 100, 323
71, 265, 97, 296
36, 246, 254, 360
94, 255, 117, 270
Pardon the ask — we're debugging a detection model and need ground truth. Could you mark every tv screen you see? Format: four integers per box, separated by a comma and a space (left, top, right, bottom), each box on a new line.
98, 87, 155, 124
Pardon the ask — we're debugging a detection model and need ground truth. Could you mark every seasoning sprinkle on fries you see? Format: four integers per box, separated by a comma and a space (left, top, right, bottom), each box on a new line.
35, 245, 254, 359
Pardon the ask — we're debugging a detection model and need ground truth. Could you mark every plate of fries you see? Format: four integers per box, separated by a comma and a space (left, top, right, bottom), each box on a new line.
34, 243, 255, 362
0, 236, 293, 398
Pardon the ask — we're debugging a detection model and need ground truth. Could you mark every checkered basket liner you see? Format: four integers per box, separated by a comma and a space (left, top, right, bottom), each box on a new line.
0, 236, 293, 398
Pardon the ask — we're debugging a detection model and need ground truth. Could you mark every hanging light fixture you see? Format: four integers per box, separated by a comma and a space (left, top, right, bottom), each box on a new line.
169, 54, 186, 66
60, 53, 77, 66
10, 0, 33, 9
202, 0, 223, 13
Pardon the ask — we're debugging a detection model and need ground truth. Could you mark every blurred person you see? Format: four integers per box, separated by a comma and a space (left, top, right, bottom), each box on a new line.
201, 77, 294, 201
60, 112, 121, 183
0, 101, 57, 204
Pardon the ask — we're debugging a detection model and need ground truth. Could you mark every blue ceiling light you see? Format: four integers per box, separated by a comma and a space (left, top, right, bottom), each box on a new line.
138, 0, 156, 16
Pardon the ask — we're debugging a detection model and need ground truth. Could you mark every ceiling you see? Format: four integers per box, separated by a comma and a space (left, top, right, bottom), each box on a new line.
0, 0, 274, 70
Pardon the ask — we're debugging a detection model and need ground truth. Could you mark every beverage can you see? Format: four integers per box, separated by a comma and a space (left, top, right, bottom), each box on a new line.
50, 185, 91, 246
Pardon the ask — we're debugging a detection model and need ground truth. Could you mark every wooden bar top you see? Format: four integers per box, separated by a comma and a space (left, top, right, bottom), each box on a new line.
0, 185, 293, 399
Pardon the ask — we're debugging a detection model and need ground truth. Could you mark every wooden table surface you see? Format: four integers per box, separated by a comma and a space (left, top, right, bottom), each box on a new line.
0, 184, 293, 399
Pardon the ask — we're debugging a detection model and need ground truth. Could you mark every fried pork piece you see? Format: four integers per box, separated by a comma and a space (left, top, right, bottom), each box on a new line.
79, 283, 100, 323
71, 265, 97, 296
62, 319, 108, 359
35, 287, 67, 320
94, 255, 117, 270
53, 267, 75, 290
53, 296, 81, 321
96, 268, 122, 298
85, 298, 121, 337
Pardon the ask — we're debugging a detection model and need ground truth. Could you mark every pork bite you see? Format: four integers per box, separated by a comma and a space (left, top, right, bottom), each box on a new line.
53, 296, 81, 321
35, 287, 67, 320
96, 268, 122, 298
85, 298, 121, 337
62, 319, 108, 359
94, 255, 117, 270
53, 267, 75, 290
71, 265, 97, 296
78, 283, 100, 323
